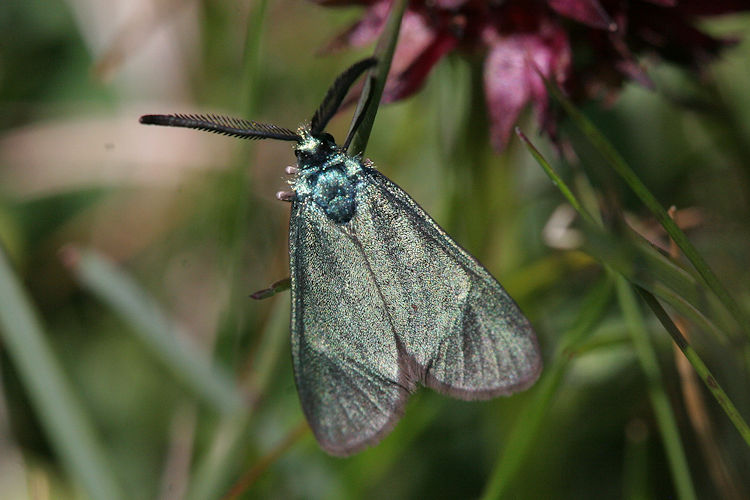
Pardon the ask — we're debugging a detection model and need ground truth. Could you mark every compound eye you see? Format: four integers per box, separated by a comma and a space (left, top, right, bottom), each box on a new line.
297, 150, 310, 160
319, 133, 337, 149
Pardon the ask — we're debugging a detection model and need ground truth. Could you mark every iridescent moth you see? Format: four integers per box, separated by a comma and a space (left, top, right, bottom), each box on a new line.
140, 58, 541, 456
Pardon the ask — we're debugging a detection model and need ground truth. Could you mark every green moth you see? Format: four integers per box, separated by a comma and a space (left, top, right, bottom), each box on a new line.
141, 58, 542, 456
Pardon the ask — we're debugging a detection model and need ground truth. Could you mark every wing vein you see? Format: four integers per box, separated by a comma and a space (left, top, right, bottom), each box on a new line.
346, 222, 415, 392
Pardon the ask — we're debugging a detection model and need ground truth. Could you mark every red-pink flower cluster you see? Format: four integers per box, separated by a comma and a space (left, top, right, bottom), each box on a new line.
316, 0, 747, 149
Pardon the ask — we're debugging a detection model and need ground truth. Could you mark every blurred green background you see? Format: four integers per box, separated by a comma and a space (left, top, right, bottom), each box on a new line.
1, 1, 750, 499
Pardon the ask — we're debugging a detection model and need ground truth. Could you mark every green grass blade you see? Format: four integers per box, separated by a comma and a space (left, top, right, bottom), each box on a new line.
516, 128, 596, 226
518, 130, 729, 340
223, 419, 309, 499
218, 0, 269, 370
578, 222, 730, 339
0, 246, 123, 500
481, 275, 614, 500
545, 80, 750, 339
239, 0, 268, 116
243, 295, 292, 400
64, 246, 244, 414
188, 296, 291, 500
346, 0, 408, 155
637, 289, 750, 448
188, 414, 250, 500
622, 419, 650, 500
519, 126, 750, 481
615, 276, 697, 500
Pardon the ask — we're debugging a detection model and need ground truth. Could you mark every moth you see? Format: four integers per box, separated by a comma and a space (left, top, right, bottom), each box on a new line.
140, 58, 541, 456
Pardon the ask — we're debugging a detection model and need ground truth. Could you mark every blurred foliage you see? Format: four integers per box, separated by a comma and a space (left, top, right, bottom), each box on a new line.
0, 1, 749, 499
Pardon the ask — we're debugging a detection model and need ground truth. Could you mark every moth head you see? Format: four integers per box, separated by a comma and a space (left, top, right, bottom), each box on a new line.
293, 57, 377, 168
294, 130, 340, 170
138, 58, 376, 170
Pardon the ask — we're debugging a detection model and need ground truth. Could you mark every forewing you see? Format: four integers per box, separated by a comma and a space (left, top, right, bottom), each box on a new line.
289, 200, 411, 456
350, 169, 542, 399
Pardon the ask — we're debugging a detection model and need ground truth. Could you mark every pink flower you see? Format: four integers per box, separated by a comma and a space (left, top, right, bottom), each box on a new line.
315, 0, 747, 150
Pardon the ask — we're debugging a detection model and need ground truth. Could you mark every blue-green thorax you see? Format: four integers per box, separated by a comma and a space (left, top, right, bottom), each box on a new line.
292, 130, 365, 224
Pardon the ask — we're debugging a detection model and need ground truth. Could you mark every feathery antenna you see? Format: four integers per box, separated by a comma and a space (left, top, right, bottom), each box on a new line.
310, 58, 378, 136
139, 114, 301, 142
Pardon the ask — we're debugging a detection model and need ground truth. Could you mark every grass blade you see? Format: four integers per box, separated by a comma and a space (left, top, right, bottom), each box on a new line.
518, 129, 730, 340
0, 245, 123, 500
346, 0, 408, 155
63, 246, 244, 414
519, 127, 750, 452
615, 276, 697, 500
218, 0, 269, 371
222, 419, 309, 499
578, 222, 729, 339
516, 128, 596, 225
637, 288, 750, 447
188, 296, 291, 500
544, 79, 750, 339
239, 0, 268, 116
481, 275, 614, 499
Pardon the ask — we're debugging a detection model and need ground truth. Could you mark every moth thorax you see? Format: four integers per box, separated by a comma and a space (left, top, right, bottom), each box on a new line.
298, 165, 357, 224
292, 131, 363, 223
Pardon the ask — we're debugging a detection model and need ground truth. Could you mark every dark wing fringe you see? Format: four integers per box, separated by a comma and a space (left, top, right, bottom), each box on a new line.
139, 114, 300, 142
310, 58, 377, 135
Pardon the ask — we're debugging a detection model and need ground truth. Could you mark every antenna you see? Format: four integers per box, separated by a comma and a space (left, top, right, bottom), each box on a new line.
309, 58, 378, 136
139, 114, 300, 142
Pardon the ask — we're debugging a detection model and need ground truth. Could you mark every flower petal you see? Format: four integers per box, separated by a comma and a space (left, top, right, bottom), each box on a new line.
319, 0, 390, 53
432, 0, 470, 9
547, 0, 615, 30
378, 9, 452, 100
309, 0, 377, 6
383, 33, 457, 101
390, 10, 443, 72
484, 36, 539, 151
640, 0, 677, 6
627, 4, 734, 63
608, 33, 654, 88
484, 24, 571, 150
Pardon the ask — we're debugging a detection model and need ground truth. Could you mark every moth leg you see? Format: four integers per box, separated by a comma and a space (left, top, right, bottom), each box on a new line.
250, 277, 291, 300
276, 190, 296, 202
